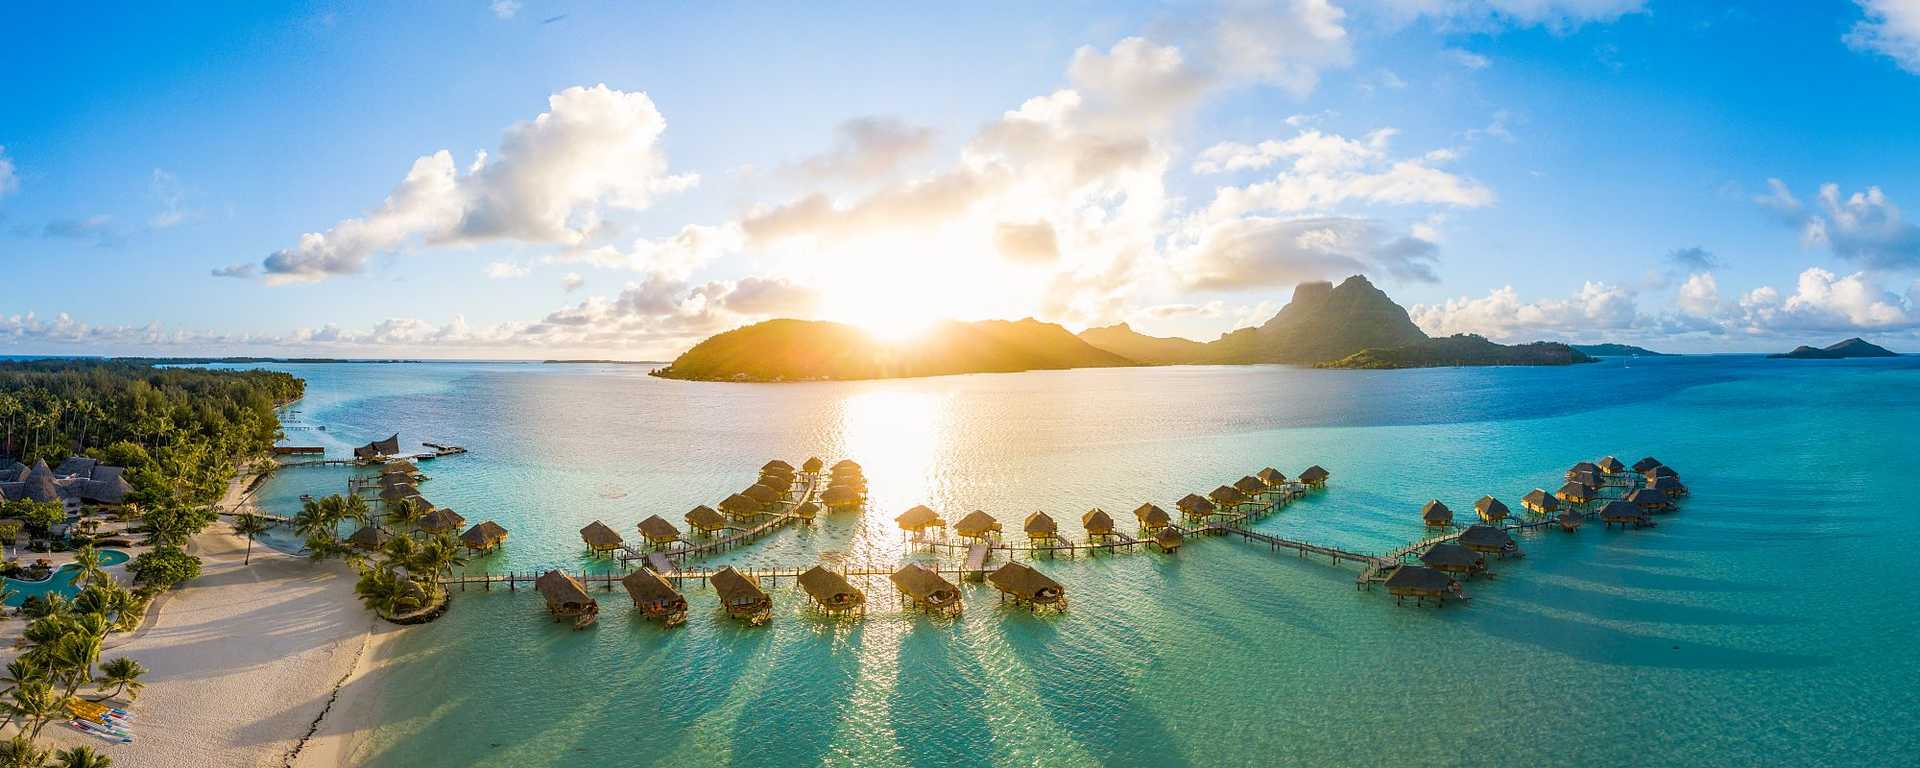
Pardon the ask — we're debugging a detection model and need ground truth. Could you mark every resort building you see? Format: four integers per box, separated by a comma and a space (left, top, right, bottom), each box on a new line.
1080, 508, 1116, 541
534, 570, 598, 628
1175, 494, 1216, 520
580, 520, 624, 553
0, 457, 134, 515
621, 568, 688, 626
1298, 465, 1330, 487
353, 434, 402, 460
1420, 543, 1483, 577
1133, 503, 1171, 531
418, 507, 466, 534
711, 566, 773, 625
987, 562, 1067, 611
637, 515, 681, 547
896, 505, 946, 537
1521, 488, 1559, 515
1474, 495, 1510, 524
685, 505, 728, 535
1459, 525, 1519, 557
459, 521, 508, 553
1152, 527, 1183, 553
797, 566, 865, 615
1599, 500, 1654, 529
889, 564, 961, 615
1421, 499, 1453, 527
1256, 467, 1288, 487
1382, 565, 1460, 606
953, 510, 1001, 541
1023, 512, 1059, 544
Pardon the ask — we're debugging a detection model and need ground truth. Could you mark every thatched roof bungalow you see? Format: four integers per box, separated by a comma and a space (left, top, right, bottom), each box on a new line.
637, 515, 681, 546
953, 510, 1002, 540
346, 525, 391, 551
1382, 565, 1459, 605
763, 459, 794, 474
1645, 465, 1680, 481
1209, 485, 1246, 508
797, 566, 865, 615
719, 493, 763, 520
1627, 487, 1672, 512
896, 504, 946, 535
1557, 508, 1584, 531
1233, 476, 1266, 497
1422, 499, 1454, 527
380, 459, 419, 476
621, 568, 687, 625
802, 456, 825, 474
988, 562, 1066, 610
889, 564, 961, 615
1599, 500, 1653, 529
580, 520, 624, 553
831, 459, 862, 475
1555, 481, 1596, 505
1420, 543, 1483, 575
1459, 525, 1518, 556
1521, 488, 1559, 515
460, 521, 508, 553
419, 507, 466, 534
1133, 503, 1171, 531
710, 566, 773, 624
1175, 493, 1216, 519
1474, 496, 1510, 524
793, 501, 820, 521
1632, 456, 1664, 473
742, 483, 783, 505
1080, 508, 1116, 538
1597, 456, 1626, 475
1298, 465, 1330, 487
1566, 469, 1602, 489
378, 483, 418, 503
757, 472, 794, 494
1152, 527, 1183, 553
821, 485, 865, 510
534, 570, 598, 626
685, 505, 729, 534
354, 434, 401, 460
1023, 512, 1059, 542
1567, 461, 1600, 479
1650, 475, 1688, 497
1256, 467, 1287, 487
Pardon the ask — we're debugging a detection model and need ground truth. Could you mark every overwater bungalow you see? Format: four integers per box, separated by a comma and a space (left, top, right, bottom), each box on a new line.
1599, 500, 1654, 529
1175, 494, 1216, 519
1521, 488, 1559, 515
710, 566, 773, 625
1299, 465, 1330, 487
419, 507, 466, 534
1080, 508, 1116, 540
953, 510, 1002, 541
1256, 467, 1288, 487
378, 483, 417, 505
685, 504, 729, 535
719, 493, 763, 520
1459, 525, 1519, 557
1566, 469, 1602, 489
1632, 456, 1664, 473
621, 568, 687, 626
1152, 527, 1183, 553
988, 562, 1067, 611
758, 472, 794, 494
797, 566, 865, 615
354, 434, 402, 461
1024, 512, 1060, 544
1557, 508, 1584, 531
637, 515, 680, 547
346, 525, 391, 551
1474, 496, 1511, 524
1382, 565, 1460, 606
1555, 481, 1597, 506
831, 459, 862, 474
380, 459, 419, 477
1650, 475, 1689, 497
1422, 500, 1454, 527
1567, 461, 1600, 479
821, 485, 864, 510
1597, 456, 1626, 475
459, 521, 508, 553
377, 471, 415, 488
1208, 485, 1246, 511
802, 456, 825, 475
889, 564, 961, 615
763, 459, 794, 475
1627, 487, 1673, 512
1133, 503, 1171, 531
534, 570, 598, 628
897, 505, 946, 537
743, 483, 784, 506
1645, 465, 1680, 484
1233, 476, 1266, 498
1420, 542, 1484, 576
793, 502, 820, 522
580, 520, 624, 553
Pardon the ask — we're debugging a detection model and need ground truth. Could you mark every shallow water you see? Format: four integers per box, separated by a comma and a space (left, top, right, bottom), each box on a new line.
228, 357, 1920, 766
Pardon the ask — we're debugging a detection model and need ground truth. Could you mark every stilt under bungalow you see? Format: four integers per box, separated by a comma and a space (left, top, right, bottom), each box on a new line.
1599, 500, 1654, 529
1420, 542, 1484, 577
1133, 503, 1171, 531
1521, 488, 1559, 516
797, 566, 865, 615
534, 570, 598, 628
710, 566, 773, 625
953, 510, 1002, 541
889, 563, 961, 615
1421, 499, 1454, 527
685, 504, 729, 535
1459, 525, 1519, 557
1024, 512, 1059, 545
1298, 465, 1330, 488
896, 505, 947, 539
987, 562, 1067, 611
1382, 565, 1460, 606
580, 520, 624, 554
459, 520, 508, 553
621, 568, 688, 626
637, 515, 681, 547
1474, 495, 1510, 524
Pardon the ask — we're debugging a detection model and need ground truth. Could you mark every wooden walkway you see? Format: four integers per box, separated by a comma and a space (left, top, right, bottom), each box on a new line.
614, 472, 823, 566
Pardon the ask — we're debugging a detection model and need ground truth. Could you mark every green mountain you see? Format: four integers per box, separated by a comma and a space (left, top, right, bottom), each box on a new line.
652, 318, 1134, 382
1571, 343, 1668, 357
1318, 334, 1596, 369
1768, 337, 1898, 359
1202, 276, 1430, 364
1077, 323, 1210, 365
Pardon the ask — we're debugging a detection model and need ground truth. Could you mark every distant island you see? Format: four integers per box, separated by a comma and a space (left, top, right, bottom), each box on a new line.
1768, 338, 1898, 359
1571, 343, 1667, 357
657, 275, 1600, 381
542, 359, 662, 365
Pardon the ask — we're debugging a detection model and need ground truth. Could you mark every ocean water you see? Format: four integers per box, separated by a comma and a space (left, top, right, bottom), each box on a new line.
227, 357, 1920, 767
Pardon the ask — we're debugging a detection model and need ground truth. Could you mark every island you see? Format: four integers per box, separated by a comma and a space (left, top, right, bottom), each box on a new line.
1316, 334, 1594, 369
1571, 343, 1668, 357
1768, 338, 1899, 359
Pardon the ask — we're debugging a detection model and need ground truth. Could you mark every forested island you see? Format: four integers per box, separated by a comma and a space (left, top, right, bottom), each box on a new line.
1768, 338, 1898, 359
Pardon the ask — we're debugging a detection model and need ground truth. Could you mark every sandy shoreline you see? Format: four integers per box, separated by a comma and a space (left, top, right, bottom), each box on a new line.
18, 469, 403, 767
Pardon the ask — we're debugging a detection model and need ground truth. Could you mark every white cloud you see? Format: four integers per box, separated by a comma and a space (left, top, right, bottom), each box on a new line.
786, 117, 935, 182
1846, 0, 1920, 74
250, 85, 696, 283
1411, 281, 1640, 339
1734, 267, 1913, 331
484, 260, 530, 279
561, 272, 584, 293
1210, 0, 1354, 98
549, 222, 745, 280
1761, 180, 1920, 268
491, 0, 521, 20
1175, 216, 1441, 291
1190, 127, 1492, 223
0, 146, 16, 198
1383, 0, 1648, 30
1676, 272, 1719, 317
1443, 48, 1491, 69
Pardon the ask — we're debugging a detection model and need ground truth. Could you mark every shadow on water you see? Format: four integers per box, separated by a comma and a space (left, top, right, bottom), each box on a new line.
1503, 581, 1799, 628
996, 611, 1189, 768
888, 617, 996, 768
728, 619, 864, 768
1464, 606, 1832, 671
1559, 562, 1779, 593
649, 615, 774, 752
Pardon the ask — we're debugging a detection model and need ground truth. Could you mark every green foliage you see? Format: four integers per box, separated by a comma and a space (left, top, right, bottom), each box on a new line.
1317, 334, 1596, 370
231, 512, 272, 565
0, 732, 50, 767
53, 745, 112, 768
0, 500, 64, 535
138, 505, 214, 548
353, 564, 426, 619
128, 545, 201, 590
92, 658, 145, 704
651, 317, 1135, 382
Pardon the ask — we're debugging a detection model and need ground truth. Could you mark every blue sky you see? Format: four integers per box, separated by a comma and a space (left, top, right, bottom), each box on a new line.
4, 0, 1920, 357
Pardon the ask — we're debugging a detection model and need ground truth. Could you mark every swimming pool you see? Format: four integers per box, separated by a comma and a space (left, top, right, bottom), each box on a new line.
4, 548, 132, 606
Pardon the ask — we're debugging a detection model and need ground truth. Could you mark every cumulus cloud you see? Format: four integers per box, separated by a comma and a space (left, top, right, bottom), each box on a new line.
1410, 281, 1640, 339
1175, 216, 1440, 291
1209, 0, 1354, 98
561, 272, 584, 292
786, 117, 935, 182
0, 146, 16, 198
1761, 180, 1920, 268
550, 222, 744, 279
1667, 246, 1719, 271
484, 260, 530, 279
491, 0, 521, 20
1733, 267, 1913, 332
1676, 272, 1720, 317
1189, 127, 1492, 223
1846, 0, 1920, 74
251, 85, 696, 283
993, 221, 1060, 264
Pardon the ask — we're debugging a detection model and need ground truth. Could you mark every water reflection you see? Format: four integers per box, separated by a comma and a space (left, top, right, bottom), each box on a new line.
836, 388, 946, 564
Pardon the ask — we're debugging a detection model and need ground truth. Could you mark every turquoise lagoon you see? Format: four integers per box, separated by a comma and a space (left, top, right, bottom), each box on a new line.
229, 357, 1919, 766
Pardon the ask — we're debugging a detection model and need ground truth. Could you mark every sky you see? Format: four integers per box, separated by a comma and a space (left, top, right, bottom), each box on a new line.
4, 0, 1920, 358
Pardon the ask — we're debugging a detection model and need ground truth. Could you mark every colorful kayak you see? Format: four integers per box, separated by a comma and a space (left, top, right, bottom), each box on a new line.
69, 719, 131, 743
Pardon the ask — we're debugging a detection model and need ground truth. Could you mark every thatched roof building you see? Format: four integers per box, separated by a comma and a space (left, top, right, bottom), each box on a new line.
953, 510, 1002, 540
793, 501, 820, 521
1566, 469, 1601, 489
1233, 476, 1266, 496
1626, 487, 1671, 511
763, 459, 794, 474
831, 459, 862, 474
1557, 508, 1584, 531
1422, 499, 1454, 527
1474, 495, 1510, 524
1420, 543, 1483, 575
354, 434, 401, 460
743, 483, 783, 505
719, 493, 763, 519
896, 504, 946, 533
1133, 503, 1171, 531
580, 520, 624, 552
802, 456, 824, 474
1599, 500, 1653, 529
1567, 461, 1600, 479
797, 566, 864, 614
1209, 485, 1246, 508
1521, 488, 1559, 515
710, 566, 772, 624
821, 485, 865, 509
1383, 565, 1459, 604
889, 564, 961, 614
1080, 508, 1115, 537
1650, 475, 1688, 496
346, 525, 391, 551
1152, 527, 1183, 552
1023, 511, 1059, 541
419, 507, 466, 534
1459, 524, 1517, 556
988, 562, 1066, 609
757, 472, 794, 493
460, 521, 508, 552
1555, 481, 1596, 505
1632, 456, 1664, 473
1299, 465, 1330, 486
1256, 467, 1288, 487
1645, 465, 1680, 482
621, 568, 687, 625
534, 570, 597, 622
637, 515, 680, 545
685, 505, 728, 534
380, 459, 419, 476
1175, 494, 1216, 518
378, 483, 418, 503
1597, 456, 1626, 474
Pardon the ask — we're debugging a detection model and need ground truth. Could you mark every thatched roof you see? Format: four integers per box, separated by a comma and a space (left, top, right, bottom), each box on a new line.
988, 562, 1065, 603
1133, 503, 1170, 528
719, 493, 762, 517
380, 460, 418, 475
1567, 461, 1600, 477
1474, 495, 1510, 522
797, 566, 864, 608
1632, 456, 1664, 473
1422, 499, 1453, 525
378, 483, 417, 502
685, 505, 728, 531
896, 504, 944, 531
1521, 488, 1559, 512
1566, 469, 1601, 489
1627, 488, 1669, 508
1555, 481, 1595, 501
1383, 564, 1454, 594
1176, 493, 1215, 515
802, 456, 824, 473
821, 485, 863, 505
763, 459, 794, 473
831, 459, 861, 473
1459, 525, 1513, 551
758, 472, 794, 492
1233, 476, 1266, 495
535, 570, 594, 613
829, 475, 868, 491
1298, 465, 1330, 483
1598, 500, 1642, 520
710, 566, 770, 608
1257, 467, 1288, 486
460, 521, 508, 549
1597, 456, 1626, 474
621, 568, 686, 612
580, 520, 623, 550
1080, 508, 1115, 536
793, 501, 820, 520
354, 434, 401, 459
743, 483, 783, 504
1023, 511, 1058, 536
1209, 485, 1245, 506
346, 525, 391, 550
1421, 543, 1480, 570
1557, 509, 1584, 528
1153, 528, 1183, 550
889, 564, 958, 605
953, 510, 1001, 538
419, 507, 467, 533
637, 514, 680, 542
1646, 465, 1679, 480
1650, 476, 1686, 493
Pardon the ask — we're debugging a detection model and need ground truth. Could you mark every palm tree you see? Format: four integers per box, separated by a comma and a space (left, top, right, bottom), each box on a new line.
52, 745, 110, 768
386, 497, 428, 531
8, 681, 68, 739
69, 546, 104, 589
52, 633, 102, 701
231, 513, 271, 565
343, 493, 371, 526
90, 658, 144, 703
411, 533, 467, 587
379, 533, 420, 570
0, 734, 49, 768
19, 594, 69, 622
352, 565, 423, 619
